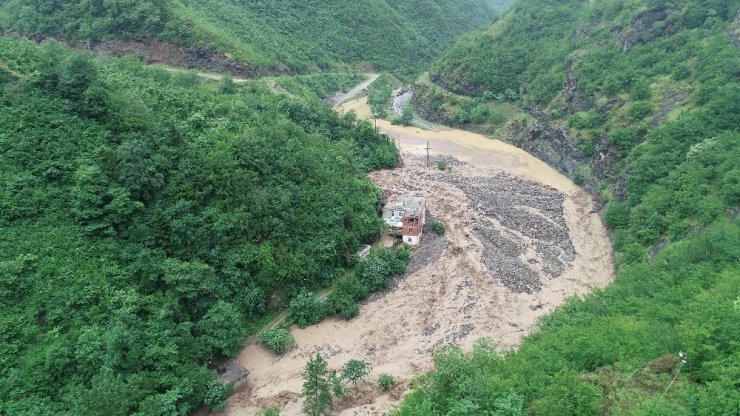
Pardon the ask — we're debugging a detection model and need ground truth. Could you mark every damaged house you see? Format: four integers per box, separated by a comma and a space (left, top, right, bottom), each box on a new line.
382, 196, 426, 245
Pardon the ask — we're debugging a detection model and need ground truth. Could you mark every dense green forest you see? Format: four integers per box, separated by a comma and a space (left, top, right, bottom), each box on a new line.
2, 0, 738, 414
0, 0, 497, 77
397, 0, 740, 414
0, 37, 400, 415
483, 0, 516, 12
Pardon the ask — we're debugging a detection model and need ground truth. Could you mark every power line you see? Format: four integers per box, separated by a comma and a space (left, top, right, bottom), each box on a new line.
425, 141, 431, 167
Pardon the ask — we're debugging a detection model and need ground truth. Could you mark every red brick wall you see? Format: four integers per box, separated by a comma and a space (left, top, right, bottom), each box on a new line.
403, 217, 421, 236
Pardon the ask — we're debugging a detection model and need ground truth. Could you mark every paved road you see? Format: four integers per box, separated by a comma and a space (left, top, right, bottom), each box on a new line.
330, 73, 380, 105
392, 90, 437, 130
393, 91, 413, 114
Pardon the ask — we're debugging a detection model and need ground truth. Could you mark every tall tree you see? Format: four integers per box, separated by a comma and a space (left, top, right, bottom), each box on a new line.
301, 354, 332, 416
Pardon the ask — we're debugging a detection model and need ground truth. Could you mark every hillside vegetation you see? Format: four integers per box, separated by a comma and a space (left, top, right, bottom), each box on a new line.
483, 0, 516, 12
0, 0, 497, 77
397, 1, 739, 415
0, 37, 399, 415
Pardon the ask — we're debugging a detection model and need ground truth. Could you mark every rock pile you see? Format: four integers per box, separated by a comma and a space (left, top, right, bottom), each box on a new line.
422, 169, 575, 294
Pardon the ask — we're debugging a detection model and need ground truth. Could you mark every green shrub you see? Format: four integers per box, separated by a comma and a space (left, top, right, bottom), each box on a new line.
338, 302, 360, 319
0, 68, 13, 85
672, 64, 691, 80
357, 254, 392, 292
341, 359, 371, 387
608, 127, 635, 152
256, 407, 281, 416
530, 371, 602, 416
394, 245, 412, 264
470, 102, 490, 123
290, 291, 326, 328
721, 168, 740, 205
437, 161, 448, 170
630, 77, 652, 100
431, 219, 446, 235
385, 245, 411, 275
579, 138, 595, 157
204, 380, 232, 412
572, 170, 584, 185
400, 105, 414, 125
489, 108, 508, 125
455, 108, 471, 123
629, 101, 653, 120
324, 289, 360, 320
335, 276, 371, 302
570, 110, 606, 130
218, 76, 237, 94
378, 374, 395, 391
604, 202, 630, 230
258, 328, 296, 354
352, 247, 410, 295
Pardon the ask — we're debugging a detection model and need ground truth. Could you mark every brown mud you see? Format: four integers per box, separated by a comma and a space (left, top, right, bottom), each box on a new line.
218, 97, 614, 415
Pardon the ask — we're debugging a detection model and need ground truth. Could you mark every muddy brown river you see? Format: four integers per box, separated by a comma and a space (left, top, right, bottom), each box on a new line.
219, 96, 614, 416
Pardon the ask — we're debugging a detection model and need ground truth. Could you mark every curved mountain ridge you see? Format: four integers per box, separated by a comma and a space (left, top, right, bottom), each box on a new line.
0, 0, 499, 76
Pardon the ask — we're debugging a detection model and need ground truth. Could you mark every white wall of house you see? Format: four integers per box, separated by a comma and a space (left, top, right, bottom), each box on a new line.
403, 235, 420, 245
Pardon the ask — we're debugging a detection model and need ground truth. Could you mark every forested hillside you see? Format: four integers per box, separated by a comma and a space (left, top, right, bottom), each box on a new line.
483, 0, 516, 12
398, 1, 739, 414
0, 37, 399, 415
0, 0, 496, 77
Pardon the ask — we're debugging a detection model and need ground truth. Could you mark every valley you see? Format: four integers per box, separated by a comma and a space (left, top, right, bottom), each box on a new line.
219, 95, 613, 415
1, 1, 737, 415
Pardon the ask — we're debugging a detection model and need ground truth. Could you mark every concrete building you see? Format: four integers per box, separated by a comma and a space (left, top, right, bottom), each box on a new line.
382, 196, 426, 245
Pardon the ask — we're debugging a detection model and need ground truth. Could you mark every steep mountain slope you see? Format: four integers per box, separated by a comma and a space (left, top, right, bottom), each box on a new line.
0, 37, 398, 415
0, 0, 497, 77
397, 1, 739, 414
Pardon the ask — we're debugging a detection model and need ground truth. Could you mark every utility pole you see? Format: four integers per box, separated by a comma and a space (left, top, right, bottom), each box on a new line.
425, 141, 431, 167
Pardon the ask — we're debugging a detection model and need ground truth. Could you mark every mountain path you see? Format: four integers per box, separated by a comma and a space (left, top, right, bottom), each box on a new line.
330, 73, 380, 105
160, 66, 252, 83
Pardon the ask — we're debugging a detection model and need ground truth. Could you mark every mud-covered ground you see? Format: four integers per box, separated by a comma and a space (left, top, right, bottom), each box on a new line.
219, 98, 614, 416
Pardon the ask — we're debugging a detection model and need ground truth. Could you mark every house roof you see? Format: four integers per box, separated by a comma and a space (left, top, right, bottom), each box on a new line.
383, 196, 426, 217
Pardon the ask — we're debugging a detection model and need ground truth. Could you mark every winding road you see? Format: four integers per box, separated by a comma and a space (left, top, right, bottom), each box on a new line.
161, 66, 379, 105
329, 73, 380, 106
161, 66, 251, 83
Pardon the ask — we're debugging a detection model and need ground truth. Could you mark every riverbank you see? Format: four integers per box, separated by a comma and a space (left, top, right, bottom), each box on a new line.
216, 95, 613, 415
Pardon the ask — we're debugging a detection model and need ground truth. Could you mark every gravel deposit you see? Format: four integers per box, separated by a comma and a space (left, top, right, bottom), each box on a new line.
420, 160, 576, 294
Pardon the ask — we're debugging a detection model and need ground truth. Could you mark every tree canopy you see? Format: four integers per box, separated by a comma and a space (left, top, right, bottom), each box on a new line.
0, 37, 399, 415
0, 0, 498, 78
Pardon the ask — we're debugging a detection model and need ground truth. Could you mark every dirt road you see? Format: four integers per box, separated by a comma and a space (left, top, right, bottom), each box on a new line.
220, 97, 614, 416
330, 73, 380, 106
160, 66, 251, 83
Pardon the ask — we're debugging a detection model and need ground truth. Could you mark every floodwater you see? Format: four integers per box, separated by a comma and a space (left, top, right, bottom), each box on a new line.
219, 97, 614, 416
